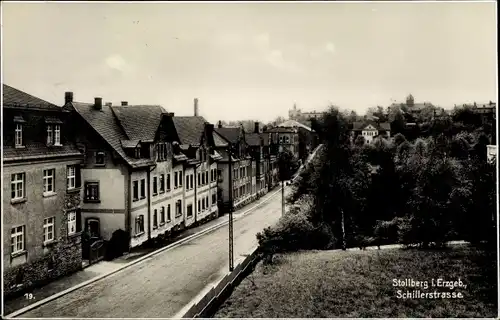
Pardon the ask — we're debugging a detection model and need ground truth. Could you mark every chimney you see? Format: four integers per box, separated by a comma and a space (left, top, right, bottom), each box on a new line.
168, 112, 175, 117
105, 102, 112, 107
65, 92, 73, 104
218, 120, 223, 128
205, 123, 214, 140
254, 122, 260, 133
194, 98, 199, 116
94, 97, 103, 110
121, 101, 128, 106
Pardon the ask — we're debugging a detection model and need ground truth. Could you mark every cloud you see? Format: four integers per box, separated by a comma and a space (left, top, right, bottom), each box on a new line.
252, 33, 303, 74
325, 42, 336, 54
105, 54, 127, 72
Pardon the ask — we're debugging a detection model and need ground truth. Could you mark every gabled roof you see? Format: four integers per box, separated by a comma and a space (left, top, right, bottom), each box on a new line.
214, 127, 241, 144
213, 131, 229, 147
245, 132, 262, 146
111, 105, 167, 141
71, 102, 156, 168
172, 116, 207, 146
277, 119, 313, 132
352, 120, 391, 131
2, 84, 61, 111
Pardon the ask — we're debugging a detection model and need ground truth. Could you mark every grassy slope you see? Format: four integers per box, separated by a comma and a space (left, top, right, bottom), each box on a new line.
215, 246, 497, 318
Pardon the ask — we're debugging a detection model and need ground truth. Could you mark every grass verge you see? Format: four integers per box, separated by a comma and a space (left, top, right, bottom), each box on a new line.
215, 245, 497, 318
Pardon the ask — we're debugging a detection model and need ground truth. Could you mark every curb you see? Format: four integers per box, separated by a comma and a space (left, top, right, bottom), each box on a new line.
6, 187, 284, 319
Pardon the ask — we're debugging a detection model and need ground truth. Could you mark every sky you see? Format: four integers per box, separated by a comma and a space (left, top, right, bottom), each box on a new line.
2, 1, 497, 123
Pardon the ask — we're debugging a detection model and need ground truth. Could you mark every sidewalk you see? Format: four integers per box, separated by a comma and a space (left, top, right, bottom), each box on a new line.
3, 186, 283, 316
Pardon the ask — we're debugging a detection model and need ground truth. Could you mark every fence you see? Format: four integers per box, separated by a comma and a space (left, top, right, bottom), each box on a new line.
182, 246, 261, 318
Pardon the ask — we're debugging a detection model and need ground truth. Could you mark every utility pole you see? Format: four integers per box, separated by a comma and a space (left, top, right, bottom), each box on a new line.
281, 179, 285, 217
341, 209, 346, 251
228, 143, 234, 272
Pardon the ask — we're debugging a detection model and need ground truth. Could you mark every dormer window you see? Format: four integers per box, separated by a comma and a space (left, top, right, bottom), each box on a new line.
135, 147, 141, 158
46, 124, 61, 146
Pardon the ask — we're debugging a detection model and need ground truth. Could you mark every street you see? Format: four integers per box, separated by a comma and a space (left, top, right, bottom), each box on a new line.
15, 188, 289, 318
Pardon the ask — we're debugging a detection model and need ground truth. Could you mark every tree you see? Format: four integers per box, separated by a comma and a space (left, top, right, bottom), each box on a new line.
278, 149, 299, 216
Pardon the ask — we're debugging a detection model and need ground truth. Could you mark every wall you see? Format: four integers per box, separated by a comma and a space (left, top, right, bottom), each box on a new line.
150, 157, 178, 239
130, 169, 149, 248
3, 157, 83, 298
171, 163, 185, 228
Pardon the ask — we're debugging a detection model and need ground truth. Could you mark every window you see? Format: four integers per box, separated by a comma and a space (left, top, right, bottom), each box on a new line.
187, 204, 193, 217
43, 169, 55, 194
217, 169, 222, 182
186, 174, 190, 189
176, 200, 182, 216
153, 209, 158, 228
11, 226, 25, 254
15, 123, 23, 147
140, 179, 145, 199
212, 194, 217, 205
210, 170, 213, 182
67, 165, 80, 190
198, 173, 201, 186
47, 125, 53, 145
84, 182, 100, 202
202, 172, 205, 185
54, 125, 61, 145
67, 211, 77, 235
160, 174, 165, 193
167, 204, 171, 221
199, 199, 202, 211
153, 176, 158, 196
179, 171, 183, 187
135, 215, 144, 235
43, 217, 55, 243
95, 151, 105, 165
133, 181, 139, 201
205, 172, 209, 184
157, 143, 168, 161
205, 197, 209, 208
11, 173, 25, 200
160, 207, 165, 224
174, 172, 178, 188
167, 174, 171, 190
190, 175, 194, 190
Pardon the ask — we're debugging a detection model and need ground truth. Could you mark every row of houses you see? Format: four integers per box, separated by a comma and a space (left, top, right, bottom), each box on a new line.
2, 84, 309, 298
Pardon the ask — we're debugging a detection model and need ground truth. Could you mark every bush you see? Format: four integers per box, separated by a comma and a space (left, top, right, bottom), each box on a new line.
373, 217, 403, 247
257, 198, 335, 262
105, 229, 129, 260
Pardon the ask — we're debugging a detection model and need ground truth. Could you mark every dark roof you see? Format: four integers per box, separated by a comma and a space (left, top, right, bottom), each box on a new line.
245, 132, 262, 146
172, 116, 207, 146
4, 142, 82, 162
265, 127, 296, 133
111, 105, 166, 141
3, 84, 61, 111
72, 102, 155, 168
352, 120, 391, 131
214, 127, 241, 144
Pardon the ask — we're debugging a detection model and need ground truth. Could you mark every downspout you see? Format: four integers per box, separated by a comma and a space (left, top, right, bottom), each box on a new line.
147, 164, 157, 242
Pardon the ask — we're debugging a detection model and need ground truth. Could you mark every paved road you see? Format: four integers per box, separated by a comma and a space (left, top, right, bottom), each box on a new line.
17, 189, 289, 318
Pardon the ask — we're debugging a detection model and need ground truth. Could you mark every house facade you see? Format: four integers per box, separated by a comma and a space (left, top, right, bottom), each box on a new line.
351, 121, 391, 144
3, 85, 84, 298
172, 115, 221, 226
265, 126, 300, 160
277, 119, 319, 162
64, 94, 185, 252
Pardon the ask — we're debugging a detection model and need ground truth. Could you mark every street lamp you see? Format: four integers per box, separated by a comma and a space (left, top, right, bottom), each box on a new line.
227, 143, 235, 271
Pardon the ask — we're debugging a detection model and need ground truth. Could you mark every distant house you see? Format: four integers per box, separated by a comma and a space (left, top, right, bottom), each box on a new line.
3, 85, 84, 298
264, 126, 300, 159
388, 94, 433, 117
352, 120, 391, 144
288, 103, 324, 122
277, 119, 319, 161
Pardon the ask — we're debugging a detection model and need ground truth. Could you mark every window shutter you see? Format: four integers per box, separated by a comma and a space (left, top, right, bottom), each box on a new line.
76, 166, 82, 188
76, 209, 82, 232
